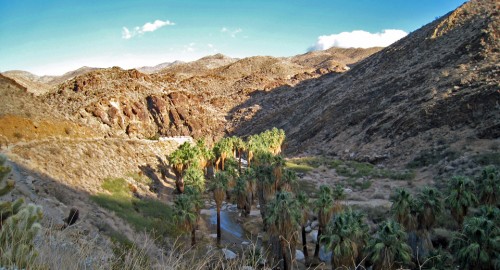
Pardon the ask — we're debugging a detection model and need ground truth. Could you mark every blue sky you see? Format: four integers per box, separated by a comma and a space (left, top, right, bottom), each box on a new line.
0, 0, 465, 75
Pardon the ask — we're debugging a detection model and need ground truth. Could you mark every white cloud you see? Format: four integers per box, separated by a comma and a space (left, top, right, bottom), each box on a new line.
141, 19, 175, 32
310, 29, 407, 50
122, 19, 175, 39
122, 27, 132, 39
221, 27, 242, 38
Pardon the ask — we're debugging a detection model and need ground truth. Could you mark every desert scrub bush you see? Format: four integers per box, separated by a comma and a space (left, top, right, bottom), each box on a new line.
472, 152, 500, 167
91, 177, 178, 241
329, 159, 415, 181
0, 156, 43, 268
407, 146, 459, 168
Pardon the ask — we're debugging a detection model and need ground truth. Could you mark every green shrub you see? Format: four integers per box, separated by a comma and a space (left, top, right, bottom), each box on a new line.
407, 147, 459, 168
472, 152, 500, 166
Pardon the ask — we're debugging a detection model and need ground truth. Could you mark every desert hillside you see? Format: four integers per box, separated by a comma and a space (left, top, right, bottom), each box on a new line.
233, 0, 499, 166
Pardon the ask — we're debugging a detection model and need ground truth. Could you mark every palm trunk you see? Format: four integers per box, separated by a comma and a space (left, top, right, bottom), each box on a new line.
302, 226, 309, 260
175, 177, 185, 193
191, 226, 196, 246
238, 149, 242, 173
281, 239, 291, 270
314, 227, 322, 258
217, 205, 221, 246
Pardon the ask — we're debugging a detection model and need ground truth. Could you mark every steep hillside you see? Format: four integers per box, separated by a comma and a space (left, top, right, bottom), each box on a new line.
233, 0, 499, 165
36, 49, 377, 141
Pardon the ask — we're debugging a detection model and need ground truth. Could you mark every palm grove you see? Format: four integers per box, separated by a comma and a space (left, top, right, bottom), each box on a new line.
167, 128, 499, 270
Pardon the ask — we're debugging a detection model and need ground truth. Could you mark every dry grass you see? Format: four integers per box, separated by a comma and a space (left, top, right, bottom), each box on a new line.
0, 115, 98, 144
10, 138, 178, 194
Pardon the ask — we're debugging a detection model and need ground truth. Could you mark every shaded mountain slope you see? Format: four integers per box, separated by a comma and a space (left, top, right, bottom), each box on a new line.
232, 0, 499, 164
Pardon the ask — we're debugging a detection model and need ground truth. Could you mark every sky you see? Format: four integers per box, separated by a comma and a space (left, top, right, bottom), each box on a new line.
0, 0, 466, 76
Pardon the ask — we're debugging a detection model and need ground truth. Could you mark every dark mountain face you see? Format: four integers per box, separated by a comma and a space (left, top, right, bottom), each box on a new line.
232, 0, 499, 164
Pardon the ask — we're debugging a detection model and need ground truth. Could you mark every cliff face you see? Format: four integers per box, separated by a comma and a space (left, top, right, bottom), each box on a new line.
232, 0, 499, 164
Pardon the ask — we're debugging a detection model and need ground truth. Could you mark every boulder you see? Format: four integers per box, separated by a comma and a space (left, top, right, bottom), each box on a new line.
305, 226, 312, 233
311, 220, 319, 229
295, 250, 305, 262
222, 248, 237, 260
310, 230, 318, 243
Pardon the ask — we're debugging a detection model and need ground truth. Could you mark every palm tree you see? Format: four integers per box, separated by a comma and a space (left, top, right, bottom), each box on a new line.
476, 166, 499, 206
322, 208, 369, 269
173, 194, 198, 246
450, 215, 499, 270
194, 138, 215, 175
213, 138, 233, 171
313, 185, 335, 259
297, 191, 310, 261
280, 169, 297, 192
445, 176, 478, 226
416, 187, 442, 230
413, 187, 443, 260
168, 142, 198, 193
266, 191, 301, 270
231, 136, 246, 173
367, 220, 413, 270
183, 166, 205, 193
256, 164, 276, 231
390, 188, 417, 231
332, 184, 346, 213
210, 171, 229, 245
272, 155, 286, 190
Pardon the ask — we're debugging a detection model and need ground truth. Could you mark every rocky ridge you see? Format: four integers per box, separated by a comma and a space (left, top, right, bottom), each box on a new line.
232, 0, 500, 165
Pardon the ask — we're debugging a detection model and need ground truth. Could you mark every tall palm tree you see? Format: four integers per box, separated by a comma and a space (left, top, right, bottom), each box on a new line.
266, 191, 301, 270
445, 176, 478, 226
256, 164, 276, 231
280, 169, 297, 192
194, 138, 214, 175
332, 184, 346, 213
450, 215, 499, 270
246, 134, 261, 168
272, 155, 286, 190
210, 171, 229, 246
314, 185, 335, 259
367, 220, 413, 270
390, 188, 417, 231
213, 138, 233, 171
183, 166, 205, 193
322, 208, 369, 269
412, 186, 443, 260
173, 194, 198, 246
416, 187, 442, 230
476, 166, 499, 206
297, 191, 310, 261
168, 142, 198, 193
231, 136, 246, 173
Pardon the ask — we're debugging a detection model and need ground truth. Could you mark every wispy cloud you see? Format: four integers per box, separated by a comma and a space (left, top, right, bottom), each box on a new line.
310, 29, 407, 50
221, 27, 242, 38
122, 19, 175, 39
